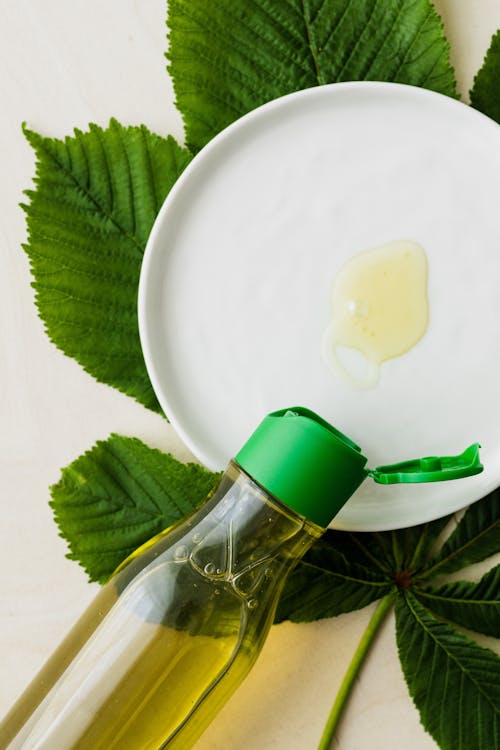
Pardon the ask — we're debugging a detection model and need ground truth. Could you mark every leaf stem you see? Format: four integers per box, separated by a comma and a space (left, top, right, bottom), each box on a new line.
317, 594, 394, 750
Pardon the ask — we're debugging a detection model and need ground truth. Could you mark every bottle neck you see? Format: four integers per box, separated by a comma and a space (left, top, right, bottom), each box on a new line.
192, 460, 323, 587
110, 460, 324, 641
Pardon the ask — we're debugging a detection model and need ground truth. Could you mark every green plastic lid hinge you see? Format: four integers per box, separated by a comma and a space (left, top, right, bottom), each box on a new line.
368, 443, 483, 485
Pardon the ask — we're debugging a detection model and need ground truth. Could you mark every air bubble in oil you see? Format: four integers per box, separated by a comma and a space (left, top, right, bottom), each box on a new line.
174, 545, 189, 561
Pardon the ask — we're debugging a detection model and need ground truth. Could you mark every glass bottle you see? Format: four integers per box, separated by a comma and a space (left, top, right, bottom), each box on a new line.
0, 407, 482, 749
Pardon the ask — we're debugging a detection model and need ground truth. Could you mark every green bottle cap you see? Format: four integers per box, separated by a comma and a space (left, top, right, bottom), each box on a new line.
235, 407, 483, 528
235, 407, 368, 527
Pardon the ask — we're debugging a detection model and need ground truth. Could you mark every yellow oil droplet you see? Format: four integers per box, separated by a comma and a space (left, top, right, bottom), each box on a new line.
322, 240, 428, 387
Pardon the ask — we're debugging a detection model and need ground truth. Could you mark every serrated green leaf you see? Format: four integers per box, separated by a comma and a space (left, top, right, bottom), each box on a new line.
22, 120, 192, 412
470, 29, 500, 123
332, 515, 453, 575
275, 531, 394, 623
420, 489, 500, 580
414, 565, 500, 638
389, 515, 454, 572
396, 591, 500, 750
50, 434, 219, 583
167, 0, 457, 151
316, 529, 395, 574
311, 514, 452, 583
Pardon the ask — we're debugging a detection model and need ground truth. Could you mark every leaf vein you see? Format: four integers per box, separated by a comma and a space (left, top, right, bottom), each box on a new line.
31, 132, 143, 256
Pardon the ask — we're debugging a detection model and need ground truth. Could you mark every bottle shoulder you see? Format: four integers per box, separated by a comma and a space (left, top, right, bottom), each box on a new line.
109, 464, 318, 638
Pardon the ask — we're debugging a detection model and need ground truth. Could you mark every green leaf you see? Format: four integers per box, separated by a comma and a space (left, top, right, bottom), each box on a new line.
312, 514, 452, 585
414, 565, 500, 638
22, 120, 192, 413
390, 515, 453, 572
50, 434, 219, 583
396, 591, 500, 750
317, 529, 396, 574
275, 531, 394, 623
167, 0, 457, 151
420, 489, 500, 580
470, 29, 500, 123
331, 516, 453, 575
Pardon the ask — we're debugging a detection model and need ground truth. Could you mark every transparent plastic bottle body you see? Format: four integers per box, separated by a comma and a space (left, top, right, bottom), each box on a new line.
0, 461, 322, 750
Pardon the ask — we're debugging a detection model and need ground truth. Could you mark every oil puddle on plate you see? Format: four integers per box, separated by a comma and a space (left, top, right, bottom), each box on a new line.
322, 240, 429, 388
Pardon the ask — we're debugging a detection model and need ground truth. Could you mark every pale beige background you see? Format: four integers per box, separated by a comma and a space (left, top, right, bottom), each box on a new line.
1, 2, 499, 749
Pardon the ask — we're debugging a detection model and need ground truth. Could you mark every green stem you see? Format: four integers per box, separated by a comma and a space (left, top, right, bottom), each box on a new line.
317, 594, 394, 750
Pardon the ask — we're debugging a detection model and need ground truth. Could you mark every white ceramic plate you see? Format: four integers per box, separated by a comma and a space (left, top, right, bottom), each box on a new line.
139, 82, 500, 531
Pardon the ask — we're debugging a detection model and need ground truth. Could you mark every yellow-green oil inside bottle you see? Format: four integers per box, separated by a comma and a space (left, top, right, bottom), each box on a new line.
56, 606, 250, 750
2, 585, 252, 750
0, 462, 321, 750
